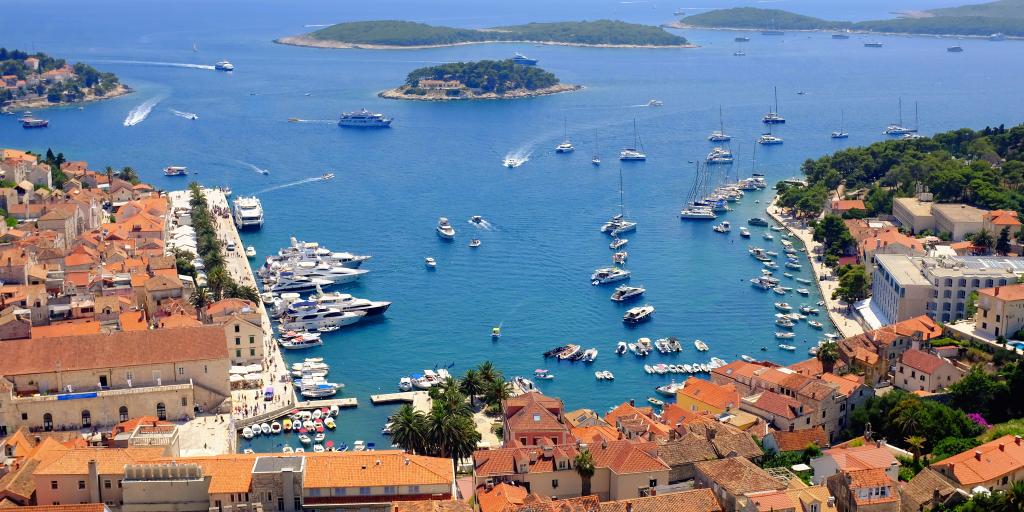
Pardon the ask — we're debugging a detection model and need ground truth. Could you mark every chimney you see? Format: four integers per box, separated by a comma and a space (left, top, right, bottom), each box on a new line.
1015, 435, 1022, 445
88, 459, 100, 503
933, 489, 943, 506
974, 450, 982, 461
629, 399, 635, 407
706, 427, 718, 442
999, 444, 1005, 452
996, 286, 1000, 296
626, 503, 633, 512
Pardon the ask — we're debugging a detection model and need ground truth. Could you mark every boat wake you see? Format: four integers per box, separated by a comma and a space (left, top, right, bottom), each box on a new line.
288, 118, 334, 124
303, 24, 331, 28
502, 148, 532, 168
91, 59, 216, 71
469, 218, 494, 230
123, 97, 162, 127
170, 109, 198, 120
237, 160, 271, 176
252, 175, 327, 195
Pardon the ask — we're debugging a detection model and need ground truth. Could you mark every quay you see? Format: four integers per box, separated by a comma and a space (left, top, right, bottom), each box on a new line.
370, 391, 422, 404
235, 398, 358, 430
296, 398, 358, 409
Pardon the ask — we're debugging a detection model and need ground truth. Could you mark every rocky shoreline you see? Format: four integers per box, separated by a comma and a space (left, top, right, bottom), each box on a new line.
4, 83, 133, 111
378, 83, 581, 101
275, 35, 696, 50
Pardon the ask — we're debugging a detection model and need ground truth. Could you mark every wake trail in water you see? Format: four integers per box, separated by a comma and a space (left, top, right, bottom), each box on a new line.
92, 59, 216, 70
252, 175, 328, 195
170, 109, 198, 120
304, 24, 331, 28
502, 148, 533, 168
288, 118, 334, 124
235, 160, 272, 176
123, 97, 162, 127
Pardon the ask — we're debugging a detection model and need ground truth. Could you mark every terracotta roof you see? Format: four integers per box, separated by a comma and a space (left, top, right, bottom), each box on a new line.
477, 483, 528, 512
657, 433, 718, 466
978, 284, 1024, 302
119, 310, 149, 331
207, 298, 258, 316
819, 373, 863, 397
767, 426, 829, 453
35, 447, 164, 476
746, 490, 798, 511
984, 210, 1021, 226
832, 200, 866, 211
31, 321, 101, 339
900, 468, 959, 511
475, 440, 665, 478
157, 313, 202, 328
890, 315, 942, 339
142, 274, 183, 292
787, 358, 825, 377
505, 394, 566, 435
0, 326, 226, 375
605, 403, 671, 440
599, 489, 721, 512
4, 506, 108, 512
394, 501, 472, 512
515, 494, 599, 512
571, 425, 620, 444
302, 451, 453, 489
712, 361, 762, 382
693, 457, 785, 496
932, 434, 1024, 486
744, 390, 811, 420
845, 468, 898, 504
899, 349, 947, 374
822, 444, 898, 473
678, 377, 739, 411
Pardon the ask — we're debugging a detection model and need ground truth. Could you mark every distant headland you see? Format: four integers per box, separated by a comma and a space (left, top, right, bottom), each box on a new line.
276, 20, 694, 49
672, 0, 1024, 38
378, 59, 580, 101
0, 48, 129, 110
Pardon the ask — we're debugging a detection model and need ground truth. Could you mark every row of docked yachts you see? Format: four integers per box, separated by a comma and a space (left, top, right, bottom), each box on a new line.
645, 357, 727, 376
290, 358, 344, 399
397, 368, 452, 391
680, 169, 767, 220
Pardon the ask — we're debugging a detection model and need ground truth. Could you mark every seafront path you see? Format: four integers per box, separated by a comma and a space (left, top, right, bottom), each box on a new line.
766, 198, 865, 339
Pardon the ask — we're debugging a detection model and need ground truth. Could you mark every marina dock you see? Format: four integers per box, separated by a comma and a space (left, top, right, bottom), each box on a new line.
296, 398, 358, 409
369, 391, 422, 404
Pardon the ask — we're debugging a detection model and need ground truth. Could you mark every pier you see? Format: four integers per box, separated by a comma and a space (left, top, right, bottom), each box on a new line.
369, 391, 421, 404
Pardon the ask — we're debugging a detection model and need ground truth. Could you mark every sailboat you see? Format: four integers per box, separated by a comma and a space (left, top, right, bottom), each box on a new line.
601, 167, 637, 235
831, 110, 849, 139
192, 42, 199, 52
762, 86, 785, 124
708, 105, 731, 142
555, 118, 574, 153
883, 98, 917, 136
758, 123, 783, 145
619, 119, 647, 161
680, 162, 717, 220
592, 129, 601, 166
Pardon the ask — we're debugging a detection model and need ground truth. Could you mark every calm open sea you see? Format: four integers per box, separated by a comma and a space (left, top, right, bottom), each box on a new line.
2, 0, 1022, 451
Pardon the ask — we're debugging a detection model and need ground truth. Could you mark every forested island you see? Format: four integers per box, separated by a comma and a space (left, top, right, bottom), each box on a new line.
276, 20, 691, 49
676, 0, 1024, 37
0, 48, 128, 110
379, 60, 579, 101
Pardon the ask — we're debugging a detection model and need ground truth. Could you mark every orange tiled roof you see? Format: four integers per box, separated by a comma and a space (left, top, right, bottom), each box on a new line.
984, 210, 1021, 226
571, 425, 620, 444
768, 426, 828, 452
157, 313, 202, 328
823, 444, 898, 473
678, 377, 739, 411
599, 489, 721, 512
119, 310, 148, 331
745, 390, 811, 420
31, 321, 101, 339
35, 447, 164, 476
899, 349, 947, 374
693, 457, 785, 496
832, 199, 866, 211
302, 451, 453, 489
978, 284, 1024, 302
819, 372, 863, 397
746, 490, 798, 512
477, 483, 528, 512
932, 434, 1024, 486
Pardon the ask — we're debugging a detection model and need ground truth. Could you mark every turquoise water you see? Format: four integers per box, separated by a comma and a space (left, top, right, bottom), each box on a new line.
2, 0, 1023, 452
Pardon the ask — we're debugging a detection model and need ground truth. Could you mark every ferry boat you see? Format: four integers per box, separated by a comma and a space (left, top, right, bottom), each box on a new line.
233, 196, 264, 229
338, 109, 392, 127
512, 52, 538, 66
20, 117, 48, 128
163, 166, 188, 176
214, 60, 235, 71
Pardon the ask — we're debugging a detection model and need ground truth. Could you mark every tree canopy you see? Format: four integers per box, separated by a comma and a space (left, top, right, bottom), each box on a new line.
404, 60, 560, 94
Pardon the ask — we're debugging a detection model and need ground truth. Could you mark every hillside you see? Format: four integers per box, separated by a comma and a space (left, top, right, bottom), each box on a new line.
0, 48, 127, 109
380, 59, 579, 101
681, 3, 1024, 36
280, 19, 690, 49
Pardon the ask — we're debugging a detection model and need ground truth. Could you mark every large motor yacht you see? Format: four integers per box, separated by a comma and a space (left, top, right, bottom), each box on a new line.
436, 217, 456, 239
280, 307, 366, 331
233, 196, 264, 229
591, 267, 631, 285
338, 109, 392, 127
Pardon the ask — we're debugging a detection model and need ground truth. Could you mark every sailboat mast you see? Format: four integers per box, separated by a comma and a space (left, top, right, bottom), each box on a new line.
618, 167, 625, 216
914, 101, 919, 131
774, 86, 779, 114
719, 105, 725, 133
898, 98, 903, 127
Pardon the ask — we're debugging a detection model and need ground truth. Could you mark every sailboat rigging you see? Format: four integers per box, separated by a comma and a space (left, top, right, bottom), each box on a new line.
619, 119, 646, 161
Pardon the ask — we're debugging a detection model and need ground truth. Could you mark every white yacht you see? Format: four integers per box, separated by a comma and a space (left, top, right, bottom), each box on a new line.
610, 285, 645, 302
762, 86, 785, 124
758, 133, 784, 145
306, 288, 391, 316
620, 119, 647, 161
679, 205, 716, 220
163, 166, 188, 176
883, 99, 918, 136
600, 214, 637, 236
623, 305, 655, 324
281, 308, 366, 331
270, 273, 334, 293
706, 147, 734, 164
233, 196, 264, 229
274, 261, 369, 284
555, 118, 574, 152
214, 60, 234, 71
647, 99, 663, 107
708, 106, 731, 141
591, 267, 631, 285
338, 109, 392, 127
436, 217, 455, 239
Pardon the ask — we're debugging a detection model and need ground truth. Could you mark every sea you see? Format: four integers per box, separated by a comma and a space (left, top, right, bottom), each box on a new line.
2, 0, 1022, 452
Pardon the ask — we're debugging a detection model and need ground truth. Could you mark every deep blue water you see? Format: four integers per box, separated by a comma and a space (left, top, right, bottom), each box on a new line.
2, 0, 1023, 452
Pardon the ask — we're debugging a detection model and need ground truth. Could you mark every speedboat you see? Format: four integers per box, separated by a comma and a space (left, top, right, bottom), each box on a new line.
657, 381, 684, 396
647, 397, 665, 407
592, 156, 601, 166
425, 257, 437, 269
739, 227, 751, 238
619, 148, 646, 161
242, 427, 254, 439
758, 133, 784, 145
776, 317, 795, 328
503, 157, 518, 168
399, 377, 413, 391
469, 215, 485, 225
616, 341, 628, 355
774, 302, 792, 311
436, 217, 455, 239
740, 354, 757, 363
647, 99, 663, 107
713, 221, 731, 233
163, 166, 188, 176
491, 326, 501, 339
322, 172, 335, 180
623, 305, 655, 324
808, 320, 824, 329
749, 217, 769, 226
776, 332, 796, 339
469, 239, 481, 248
591, 267, 630, 285
610, 285, 645, 302
609, 238, 628, 250
778, 344, 797, 351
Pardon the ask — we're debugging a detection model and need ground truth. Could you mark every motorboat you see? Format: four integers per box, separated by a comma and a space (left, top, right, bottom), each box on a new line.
706, 147, 734, 164
776, 331, 796, 339
748, 217, 769, 226
435, 217, 455, 239
306, 288, 391, 316
300, 382, 341, 399
278, 333, 324, 350
270, 422, 282, 434
733, 50, 746, 57
612, 251, 628, 264
776, 317, 795, 328
338, 108, 392, 127
796, 288, 810, 295
261, 423, 271, 435
503, 157, 520, 168
610, 285, 645, 302
469, 215, 485, 225
623, 304, 655, 324
616, 341, 628, 355
647, 397, 665, 407
739, 227, 751, 238
353, 440, 366, 451
680, 205, 716, 220
601, 370, 614, 380
694, 339, 709, 352
233, 196, 264, 229
270, 274, 334, 294
609, 238, 628, 250
657, 381, 685, 396
864, 42, 884, 48
758, 133, 784, 145
491, 326, 501, 339
280, 307, 367, 332
740, 354, 757, 363
321, 172, 335, 180
778, 344, 797, 351
398, 377, 413, 391
591, 267, 630, 285
558, 344, 581, 360
832, 33, 851, 39
647, 99, 663, 107
774, 302, 792, 311
581, 348, 599, 362
425, 257, 437, 269
242, 427, 254, 439
245, 246, 256, 258
592, 156, 601, 166
512, 52, 538, 65
214, 60, 235, 71
735, 36, 750, 42
808, 320, 824, 329
713, 221, 731, 233
20, 116, 48, 128
163, 166, 188, 176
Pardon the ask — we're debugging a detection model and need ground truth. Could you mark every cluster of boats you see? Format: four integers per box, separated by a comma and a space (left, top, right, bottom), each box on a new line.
679, 160, 767, 221
543, 344, 599, 363
615, 336, 687, 357
290, 358, 344, 398
427, 216, 485, 263
644, 357, 727, 376
397, 368, 453, 391
240, 405, 338, 445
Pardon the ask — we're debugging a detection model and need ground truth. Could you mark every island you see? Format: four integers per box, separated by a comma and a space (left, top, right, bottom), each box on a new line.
378, 59, 580, 101
276, 19, 692, 49
0, 48, 129, 110
673, 0, 1024, 38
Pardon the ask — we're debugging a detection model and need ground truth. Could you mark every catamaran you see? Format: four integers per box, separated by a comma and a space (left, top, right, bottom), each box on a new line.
708, 105, 731, 141
831, 109, 849, 139
619, 119, 647, 161
884, 98, 917, 136
555, 117, 574, 153
600, 167, 637, 236
762, 86, 785, 124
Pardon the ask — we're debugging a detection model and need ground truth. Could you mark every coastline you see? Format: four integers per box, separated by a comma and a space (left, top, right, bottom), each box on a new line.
275, 35, 697, 50
378, 83, 581, 101
765, 196, 865, 339
663, 20, 1021, 41
3, 83, 133, 111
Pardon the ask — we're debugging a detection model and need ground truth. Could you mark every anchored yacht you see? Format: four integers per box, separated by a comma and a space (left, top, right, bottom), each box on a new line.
233, 196, 264, 229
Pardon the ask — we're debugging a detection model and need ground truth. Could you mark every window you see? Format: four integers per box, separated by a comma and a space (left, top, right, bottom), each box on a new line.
552, 479, 559, 488
235, 338, 241, 345
118, 480, 122, 488
957, 290, 966, 299
384, 486, 397, 494
104, 480, 111, 489
408, 486, 420, 494
360, 487, 371, 495
249, 335, 255, 344
156, 402, 166, 421
250, 349, 256, 356
294, 497, 301, 510
43, 413, 53, 431
21, 412, 27, 420
125, 371, 133, 381
178, 367, 185, 375
51, 481, 58, 490
649, 479, 658, 488
181, 397, 188, 407
234, 324, 240, 333
119, 406, 129, 422
277, 497, 284, 511
78, 481, 86, 490
333, 488, 347, 496
943, 290, 951, 298
236, 350, 242, 358
308, 489, 321, 497
81, 410, 91, 428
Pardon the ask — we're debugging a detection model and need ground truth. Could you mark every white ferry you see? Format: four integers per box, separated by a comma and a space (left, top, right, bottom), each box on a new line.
233, 196, 264, 229
214, 60, 235, 71
338, 109, 392, 127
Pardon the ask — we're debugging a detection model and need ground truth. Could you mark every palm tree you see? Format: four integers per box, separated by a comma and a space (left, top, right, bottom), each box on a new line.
207, 267, 230, 300
905, 435, 926, 465
188, 286, 211, 320
1005, 480, 1024, 512
390, 404, 428, 454
231, 285, 262, 305
574, 450, 596, 496
482, 378, 512, 409
974, 229, 994, 255
817, 341, 840, 373
477, 361, 501, 387
460, 369, 483, 407
891, 399, 923, 436
427, 406, 480, 465
433, 385, 472, 419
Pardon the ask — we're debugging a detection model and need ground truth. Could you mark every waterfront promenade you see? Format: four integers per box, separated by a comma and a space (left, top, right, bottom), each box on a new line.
766, 199, 865, 339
